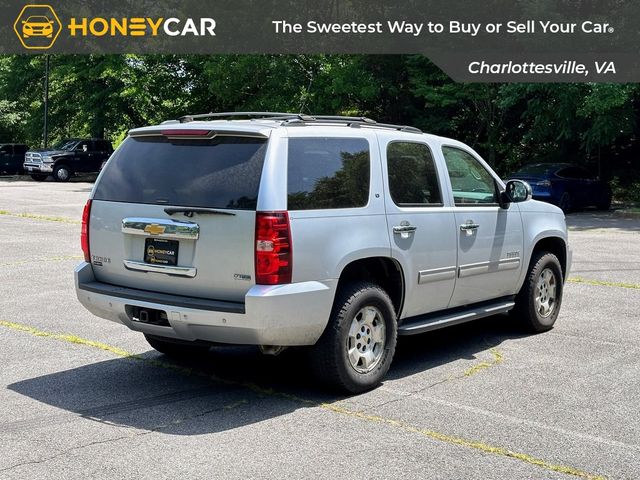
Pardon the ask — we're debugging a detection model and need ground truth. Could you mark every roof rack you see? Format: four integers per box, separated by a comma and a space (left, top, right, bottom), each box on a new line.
292, 115, 422, 133
177, 112, 308, 123
175, 112, 422, 133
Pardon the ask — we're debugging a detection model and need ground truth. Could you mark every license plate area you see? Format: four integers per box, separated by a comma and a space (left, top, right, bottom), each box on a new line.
144, 238, 179, 266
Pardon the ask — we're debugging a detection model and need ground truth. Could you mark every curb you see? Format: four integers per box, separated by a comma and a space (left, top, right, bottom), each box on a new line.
612, 209, 640, 219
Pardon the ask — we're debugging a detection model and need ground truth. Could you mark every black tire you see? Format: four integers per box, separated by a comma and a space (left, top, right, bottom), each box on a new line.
144, 334, 210, 358
53, 164, 72, 182
512, 251, 563, 333
558, 192, 572, 213
30, 174, 48, 182
311, 282, 397, 393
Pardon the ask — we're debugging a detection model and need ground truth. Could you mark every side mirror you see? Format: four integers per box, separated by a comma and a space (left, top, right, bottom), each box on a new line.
503, 179, 532, 204
83, 145, 88, 152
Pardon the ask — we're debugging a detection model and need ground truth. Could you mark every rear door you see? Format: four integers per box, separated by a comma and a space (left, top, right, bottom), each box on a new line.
382, 137, 458, 318
71, 140, 91, 172
442, 145, 524, 307
575, 167, 600, 205
92, 140, 112, 171
89, 131, 269, 302
86, 141, 102, 171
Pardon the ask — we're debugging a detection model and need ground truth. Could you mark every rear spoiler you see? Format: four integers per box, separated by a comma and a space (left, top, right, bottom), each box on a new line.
127, 128, 269, 139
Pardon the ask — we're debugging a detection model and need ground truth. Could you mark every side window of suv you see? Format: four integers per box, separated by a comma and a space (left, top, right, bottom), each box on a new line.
387, 141, 442, 206
287, 137, 370, 210
442, 146, 498, 205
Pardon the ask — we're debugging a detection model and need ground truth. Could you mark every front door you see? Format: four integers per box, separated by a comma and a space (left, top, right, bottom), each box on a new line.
441, 145, 524, 307
383, 139, 458, 318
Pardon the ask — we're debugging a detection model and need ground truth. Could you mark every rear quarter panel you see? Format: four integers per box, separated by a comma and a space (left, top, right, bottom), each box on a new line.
267, 128, 390, 283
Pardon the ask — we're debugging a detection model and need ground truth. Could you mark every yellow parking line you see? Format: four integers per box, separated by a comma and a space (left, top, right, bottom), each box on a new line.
568, 276, 640, 290
463, 348, 503, 377
0, 210, 80, 224
0, 320, 604, 480
0, 255, 83, 267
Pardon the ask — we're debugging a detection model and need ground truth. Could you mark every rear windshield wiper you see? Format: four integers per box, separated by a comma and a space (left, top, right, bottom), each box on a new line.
164, 207, 236, 217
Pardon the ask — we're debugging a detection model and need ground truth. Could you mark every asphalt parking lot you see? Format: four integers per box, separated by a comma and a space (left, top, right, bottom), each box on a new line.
1, 176, 639, 480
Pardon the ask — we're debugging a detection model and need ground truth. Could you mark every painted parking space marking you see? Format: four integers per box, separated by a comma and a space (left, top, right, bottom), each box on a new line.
0, 210, 79, 224
568, 276, 640, 290
0, 319, 604, 480
0, 255, 83, 267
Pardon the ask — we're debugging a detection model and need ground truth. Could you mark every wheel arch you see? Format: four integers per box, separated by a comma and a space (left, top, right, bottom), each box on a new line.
53, 157, 71, 168
335, 256, 405, 319
529, 235, 568, 281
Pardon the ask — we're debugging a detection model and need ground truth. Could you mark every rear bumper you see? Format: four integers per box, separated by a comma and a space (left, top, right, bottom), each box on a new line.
74, 262, 336, 346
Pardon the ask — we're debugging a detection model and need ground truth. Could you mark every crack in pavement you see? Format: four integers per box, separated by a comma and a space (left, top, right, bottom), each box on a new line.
0, 320, 605, 480
0, 398, 250, 474
0, 386, 244, 434
379, 386, 640, 454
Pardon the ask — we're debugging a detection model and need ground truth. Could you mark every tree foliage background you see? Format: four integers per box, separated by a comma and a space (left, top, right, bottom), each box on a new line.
1, 54, 639, 199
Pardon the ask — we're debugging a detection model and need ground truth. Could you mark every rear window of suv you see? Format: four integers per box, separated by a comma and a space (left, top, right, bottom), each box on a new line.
93, 136, 267, 210
287, 137, 370, 210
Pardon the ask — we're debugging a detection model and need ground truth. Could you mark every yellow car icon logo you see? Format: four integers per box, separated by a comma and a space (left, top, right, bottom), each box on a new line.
22, 16, 54, 38
14, 5, 62, 50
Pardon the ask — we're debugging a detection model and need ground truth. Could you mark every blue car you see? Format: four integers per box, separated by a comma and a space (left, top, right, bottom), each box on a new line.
509, 163, 611, 213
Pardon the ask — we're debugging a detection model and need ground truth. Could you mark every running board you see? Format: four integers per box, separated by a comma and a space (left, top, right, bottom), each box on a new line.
398, 297, 515, 336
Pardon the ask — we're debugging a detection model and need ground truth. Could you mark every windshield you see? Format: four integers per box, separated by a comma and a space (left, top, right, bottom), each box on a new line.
53, 139, 78, 151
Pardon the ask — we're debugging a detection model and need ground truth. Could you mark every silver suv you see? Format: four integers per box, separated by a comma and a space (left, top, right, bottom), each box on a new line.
75, 112, 571, 393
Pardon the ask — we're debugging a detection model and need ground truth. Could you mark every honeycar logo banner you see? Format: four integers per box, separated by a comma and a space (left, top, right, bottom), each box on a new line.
1, 0, 639, 82
12, 6, 216, 48
65, 17, 216, 38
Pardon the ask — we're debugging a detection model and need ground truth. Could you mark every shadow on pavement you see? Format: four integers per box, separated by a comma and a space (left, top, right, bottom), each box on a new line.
7, 314, 528, 435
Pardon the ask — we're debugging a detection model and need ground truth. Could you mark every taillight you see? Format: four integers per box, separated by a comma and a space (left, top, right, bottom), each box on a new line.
255, 211, 292, 285
81, 200, 92, 262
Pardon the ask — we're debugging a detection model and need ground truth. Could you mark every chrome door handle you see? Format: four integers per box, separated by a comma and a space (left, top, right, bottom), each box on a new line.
460, 221, 480, 236
393, 225, 417, 234
459, 223, 479, 231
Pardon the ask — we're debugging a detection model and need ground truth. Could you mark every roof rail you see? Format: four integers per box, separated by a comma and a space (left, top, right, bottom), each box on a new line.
178, 112, 308, 123
175, 112, 422, 133
293, 116, 422, 133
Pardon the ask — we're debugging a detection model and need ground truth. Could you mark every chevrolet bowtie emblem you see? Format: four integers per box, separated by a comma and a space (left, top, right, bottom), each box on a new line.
144, 224, 166, 235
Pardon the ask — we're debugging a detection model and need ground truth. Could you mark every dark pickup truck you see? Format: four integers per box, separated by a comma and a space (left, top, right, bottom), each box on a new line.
0, 143, 29, 175
23, 138, 113, 182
